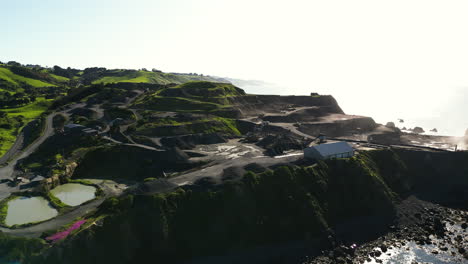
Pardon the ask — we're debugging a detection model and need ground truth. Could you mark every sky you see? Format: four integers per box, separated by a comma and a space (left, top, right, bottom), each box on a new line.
2, 0, 468, 135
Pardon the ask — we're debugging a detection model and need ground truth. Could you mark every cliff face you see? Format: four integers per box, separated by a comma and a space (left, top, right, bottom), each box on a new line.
228, 95, 344, 118
29, 150, 406, 264
26, 150, 468, 264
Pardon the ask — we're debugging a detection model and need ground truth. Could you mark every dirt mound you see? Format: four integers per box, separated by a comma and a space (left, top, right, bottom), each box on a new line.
256, 134, 306, 156
129, 179, 179, 195
160, 133, 228, 149
221, 166, 246, 182
262, 107, 335, 123
243, 163, 268, 173
73, 145, 195, 181
69, 107, 98, 119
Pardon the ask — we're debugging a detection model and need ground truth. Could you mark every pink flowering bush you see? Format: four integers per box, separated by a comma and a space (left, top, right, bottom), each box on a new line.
46, 220, 86, 242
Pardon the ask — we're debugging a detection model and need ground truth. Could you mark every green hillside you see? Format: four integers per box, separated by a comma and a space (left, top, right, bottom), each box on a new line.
0, 98, 51, 157
0, 67, 55, 88
133, 81, 245, 112
92, 70, 220, 85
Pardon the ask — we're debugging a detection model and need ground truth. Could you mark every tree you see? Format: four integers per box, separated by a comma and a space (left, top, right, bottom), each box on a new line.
7, 61, 21, 66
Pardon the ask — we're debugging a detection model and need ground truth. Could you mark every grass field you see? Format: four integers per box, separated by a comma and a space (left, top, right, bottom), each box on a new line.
0, 68, 55, 88
0, 98, 52, 157
49, 74, 70, 82
3, 98, 52, 118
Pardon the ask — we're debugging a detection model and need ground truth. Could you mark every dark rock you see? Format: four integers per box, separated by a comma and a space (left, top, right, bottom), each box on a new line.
461, 222, 467, 229
380, 245, 388, 252
412, 127, 425, 133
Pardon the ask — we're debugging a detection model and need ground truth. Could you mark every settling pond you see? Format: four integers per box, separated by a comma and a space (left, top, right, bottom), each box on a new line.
4, 184, 96, 227
5, 197, 58, 226
50, 183, 96, 206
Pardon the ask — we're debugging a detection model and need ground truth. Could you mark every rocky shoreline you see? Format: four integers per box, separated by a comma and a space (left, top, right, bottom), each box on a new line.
305, 196, 467, 264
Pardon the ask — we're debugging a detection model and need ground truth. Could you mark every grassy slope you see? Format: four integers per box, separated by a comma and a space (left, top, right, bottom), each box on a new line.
0, 68, 55, 88
92, 71, 218, 85
134, 96, 225, 112
49, 74, 70, 82
0, 98, 51, 157
133, 82, 244, 112
135, 117, 241, 136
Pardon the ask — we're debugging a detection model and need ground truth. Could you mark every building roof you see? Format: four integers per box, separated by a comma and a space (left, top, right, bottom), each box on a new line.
310, 142, 354, 157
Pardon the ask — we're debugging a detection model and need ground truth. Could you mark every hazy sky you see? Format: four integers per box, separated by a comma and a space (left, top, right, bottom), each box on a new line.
2, 0, 468, 134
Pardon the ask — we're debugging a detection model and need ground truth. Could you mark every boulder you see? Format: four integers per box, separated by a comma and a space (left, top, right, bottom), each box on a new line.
385, 122, 396, 129
412, 127, 425, 134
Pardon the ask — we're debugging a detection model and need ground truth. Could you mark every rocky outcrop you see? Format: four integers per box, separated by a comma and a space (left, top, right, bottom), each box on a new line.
228, 95, 344, 118
298, 116, 378, 137
412, 127, 425, 133
41, 162, 78, 192
385, 122, 396, 128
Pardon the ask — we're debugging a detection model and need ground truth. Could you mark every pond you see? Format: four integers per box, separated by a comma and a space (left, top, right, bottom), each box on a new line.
5, 197, 58, 226
50, 183, 96, 206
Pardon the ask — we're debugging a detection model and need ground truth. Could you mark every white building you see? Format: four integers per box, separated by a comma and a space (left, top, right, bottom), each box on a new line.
304, 141, 354, 160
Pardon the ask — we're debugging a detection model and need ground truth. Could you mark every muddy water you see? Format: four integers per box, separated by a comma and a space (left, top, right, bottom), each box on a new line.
5, 197, 58, 226
50, 183, 96, 206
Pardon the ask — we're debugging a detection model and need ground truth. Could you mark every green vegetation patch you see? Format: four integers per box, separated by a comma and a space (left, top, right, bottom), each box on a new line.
157, 81, 245, 98
2, 97, 51, 118
0, 232, 46, 263
134, 117, 241, 137
92, 70, 219, 85
133, 96, 225, 112
0, 98, 51, 157
0, 67, 55, 88
45, 192, 69, 210
104, 108, 136, 121
49, 74, 70, 82
0, 196, 18, 226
